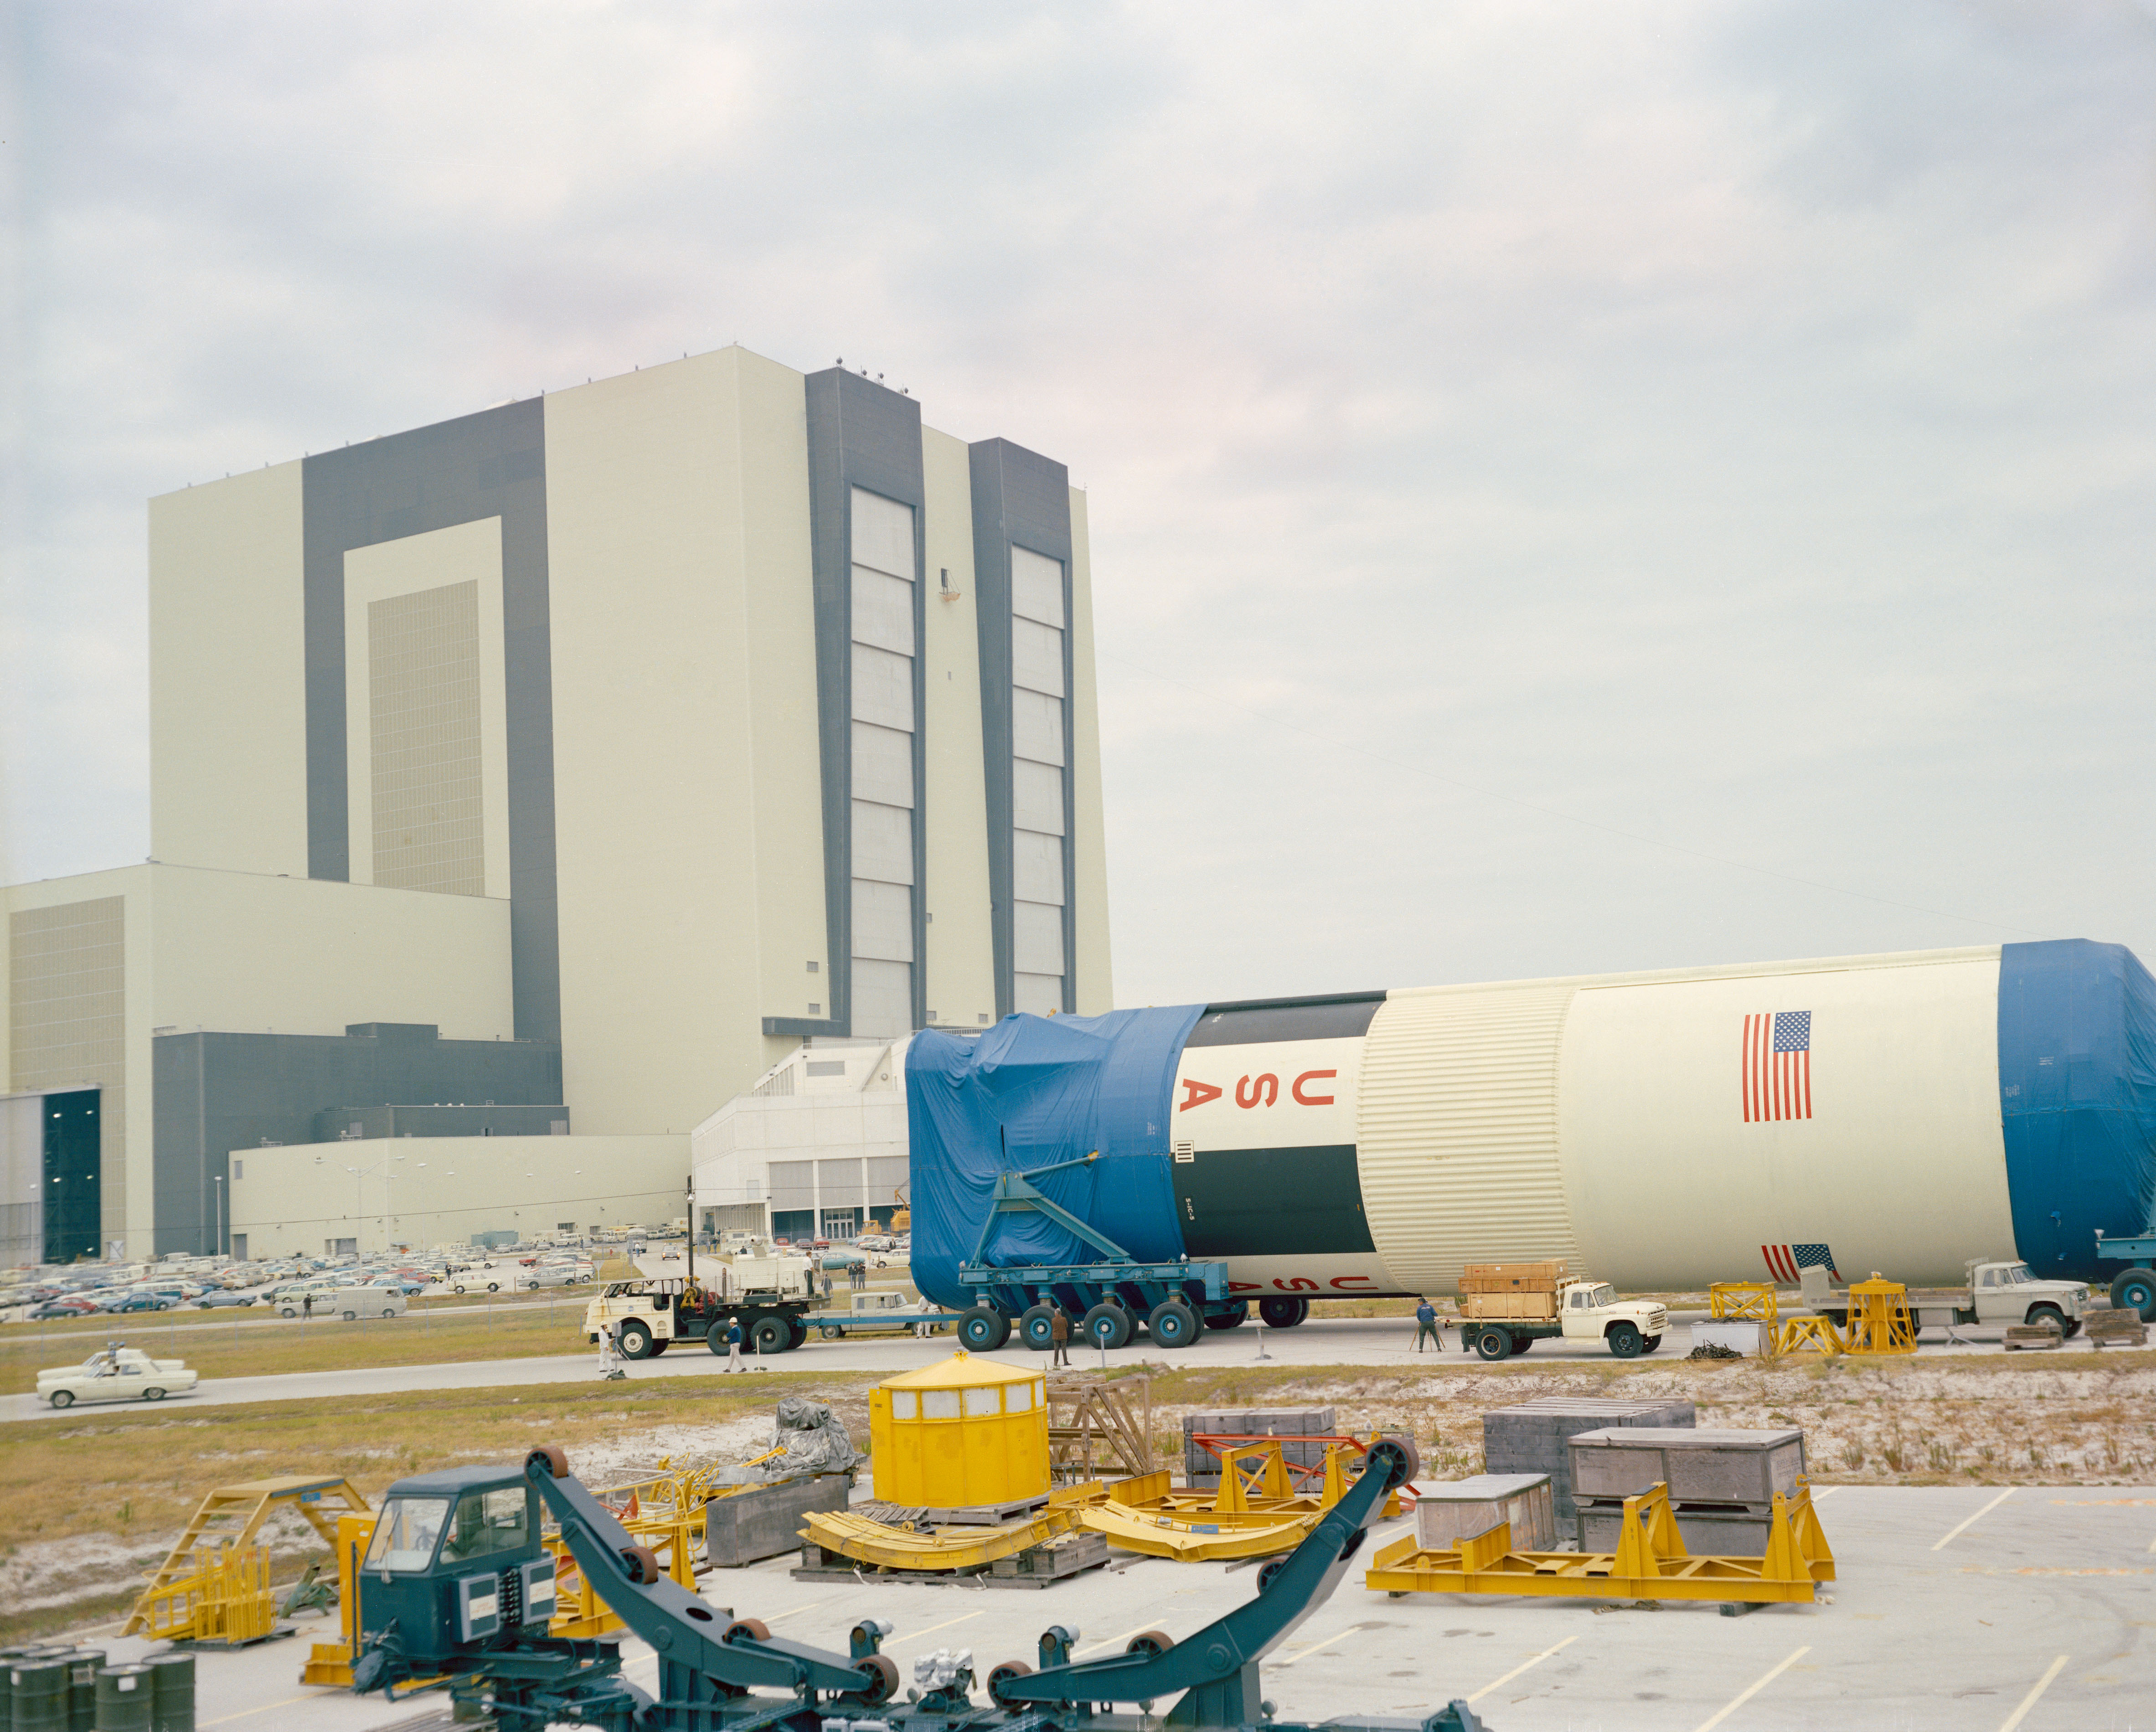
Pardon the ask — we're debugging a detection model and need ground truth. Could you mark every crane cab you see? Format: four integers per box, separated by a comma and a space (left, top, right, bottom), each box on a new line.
358, 1466, 558, 1667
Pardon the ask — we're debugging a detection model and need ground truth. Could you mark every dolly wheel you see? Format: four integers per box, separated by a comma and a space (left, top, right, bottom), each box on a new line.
1370, 1434, 1421, 1490
1125, 1630, 1173, 1658
528, 1444, 570, 1479
619, 1545, 660, 1586
1257, 1557, 1288, 1594
723, 1617, 772, 1644
987, 1661, 1033, 1705
850, 1653, 900, 1704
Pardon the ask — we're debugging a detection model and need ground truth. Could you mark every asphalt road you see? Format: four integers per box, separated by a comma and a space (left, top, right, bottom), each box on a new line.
3, 1308, 2106, 1424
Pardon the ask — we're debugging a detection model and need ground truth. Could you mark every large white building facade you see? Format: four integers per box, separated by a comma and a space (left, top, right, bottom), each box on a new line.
2, 348, 1113, 1261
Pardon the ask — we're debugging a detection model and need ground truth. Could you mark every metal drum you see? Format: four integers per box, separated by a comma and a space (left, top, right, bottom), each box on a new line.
63, 1649, 107, 1732
145, 1652, 195, 1732
12, 1657, 73, 1732
92, 1665, 154, 1732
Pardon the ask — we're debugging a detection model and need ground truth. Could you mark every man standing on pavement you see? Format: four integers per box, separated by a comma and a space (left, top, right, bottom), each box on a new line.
1050, 1306, 1072, 1367
1413, 1297, 1442, 1352
302, 1291, 314, 1321
724, 1316, 744, 1372
820, 1265, 833, 1304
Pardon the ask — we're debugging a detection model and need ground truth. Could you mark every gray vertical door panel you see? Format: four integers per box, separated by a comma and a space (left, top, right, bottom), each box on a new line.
300, 401, 560, 1041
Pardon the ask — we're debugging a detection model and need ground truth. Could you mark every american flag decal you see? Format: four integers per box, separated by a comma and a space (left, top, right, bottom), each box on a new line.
1743, 1010, 1811, 1122
1762, 1242, 1840, 1284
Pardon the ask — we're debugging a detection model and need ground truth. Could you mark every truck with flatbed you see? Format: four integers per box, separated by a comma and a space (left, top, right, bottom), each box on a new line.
1803, 1258, 2089, 1338
581, 1247, 817, 1358
1456, 1261, 1667, 1361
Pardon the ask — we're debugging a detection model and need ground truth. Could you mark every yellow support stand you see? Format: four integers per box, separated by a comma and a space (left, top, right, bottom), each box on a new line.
1768, 1314, 1845, 1358
136, 1545, 277, 1645
1363, 1479, 1834, 1605
1842, 1275, 1918, 1355
128, 1475, 369, 1642
1708, 1283, 1779, 1324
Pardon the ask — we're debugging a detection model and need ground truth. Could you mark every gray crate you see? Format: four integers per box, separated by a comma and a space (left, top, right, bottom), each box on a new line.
703, 1473, 854, 1567
1576, 1504, 1774, 1557
1182, 1407, 1335, 1485
1568, 1427, 1806, 1508
1480, 1397, 1695, 1520
1414, 1474, 1557, 1553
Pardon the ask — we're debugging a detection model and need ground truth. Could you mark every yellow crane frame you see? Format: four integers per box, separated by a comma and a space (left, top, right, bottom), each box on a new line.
1708, 1282, 1779, 1323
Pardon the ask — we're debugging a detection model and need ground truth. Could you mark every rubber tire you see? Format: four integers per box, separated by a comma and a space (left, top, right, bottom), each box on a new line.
749, 1315, 790, 1355
1126, 1631, 1173, 1658
723, 1617, 771, 1644
1642, 1335, 1663, 1354
281, 1306, 298, 1318
648, 1340, 668, 1356
617, 1320, 655, 1360
1256, 1556, 1288, 1593
2026, 1304, 2067, 1335
854, 1653, 901, 1705
2110, 1267, 2156, 1321
987, 1660, 1033, 1706
453, 1285, 467, 1294
1607, 1322, 1644, 1359
1258, 1295, 1310, 1329
620, 1544, 660, 1586
1370, 1434, 1421, 1488
1081, 1302, 1131, 1350
785, 1317, 810, 1350
1203, 1302, 1249, 1330
342, 1310, 358, 1322
1473, 1326, 1511, 1362
144, 1387, 165, 1401
1147, 1300, 1199, 1349
49, 1389, 73, 1408
705, 1328, 733, 1356
1018, 1304, 1059, 1352
530, 1444, 570, 1478
487, 1282, 500, 1293
959, 1305, 1012, 1351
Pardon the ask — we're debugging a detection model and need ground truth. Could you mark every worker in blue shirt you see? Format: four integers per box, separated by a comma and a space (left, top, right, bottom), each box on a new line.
1413, 1297, 1442, 1353
724, 1316, 744, 1372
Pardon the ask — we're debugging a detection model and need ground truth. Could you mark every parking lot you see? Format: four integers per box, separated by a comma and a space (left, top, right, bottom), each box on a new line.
51, 1483, 2155, 1731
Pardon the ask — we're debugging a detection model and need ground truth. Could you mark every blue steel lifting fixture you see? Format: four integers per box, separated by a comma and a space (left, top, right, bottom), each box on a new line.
347, 1433, 1483, 1731
950, 1152, 1233, 1353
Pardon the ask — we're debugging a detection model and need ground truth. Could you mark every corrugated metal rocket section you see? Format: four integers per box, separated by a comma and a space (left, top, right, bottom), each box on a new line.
1356, 984, 1583, 1291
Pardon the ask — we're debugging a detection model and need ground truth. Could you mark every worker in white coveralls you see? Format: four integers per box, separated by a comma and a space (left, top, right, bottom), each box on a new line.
597, 1318, 627, 1380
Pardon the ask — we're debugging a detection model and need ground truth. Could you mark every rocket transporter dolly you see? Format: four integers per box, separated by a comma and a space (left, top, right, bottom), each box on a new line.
344, 1435, 1484, 1732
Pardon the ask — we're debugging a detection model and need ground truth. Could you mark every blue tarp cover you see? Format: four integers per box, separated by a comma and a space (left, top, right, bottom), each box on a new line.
905, 1006, 1206, 1309
1997, 939, 2156, 1278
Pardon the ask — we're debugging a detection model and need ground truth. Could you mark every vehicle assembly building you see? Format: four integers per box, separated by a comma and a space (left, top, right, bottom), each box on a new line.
900, 940, 2156, 1311
2, 346, 1111, 1262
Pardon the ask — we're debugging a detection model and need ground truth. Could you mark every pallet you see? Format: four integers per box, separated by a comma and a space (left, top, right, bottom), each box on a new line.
791, 1531, 1108, 1589
2004, 1322, 2063, 1351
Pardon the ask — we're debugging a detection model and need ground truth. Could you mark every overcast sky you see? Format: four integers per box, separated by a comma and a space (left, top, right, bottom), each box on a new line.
4, 1, 2155, 1007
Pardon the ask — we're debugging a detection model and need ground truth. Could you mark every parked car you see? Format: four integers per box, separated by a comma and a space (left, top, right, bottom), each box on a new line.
28, 1299, 97, 1320
367, 1277, 427, 1296
38, 1345, 198, 1407
193, 1291, 258, 1309
520, 1266, 589, 1289
450, 1271, 504, 1294
97, 1293, 171, 1314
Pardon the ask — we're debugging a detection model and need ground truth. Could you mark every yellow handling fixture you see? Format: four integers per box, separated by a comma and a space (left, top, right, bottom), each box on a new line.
128, 1475, 369, 1643
1075, 1441, 1400, 1562
1365, 1479, 1834, 1608
1708, 1282, 1779, 1323
1841, 1275, 1918, 1355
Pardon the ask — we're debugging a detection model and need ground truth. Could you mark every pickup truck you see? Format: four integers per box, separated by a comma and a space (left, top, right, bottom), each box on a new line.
1457, 1262, 1668, 1361
1811, 1259, 2087, 1338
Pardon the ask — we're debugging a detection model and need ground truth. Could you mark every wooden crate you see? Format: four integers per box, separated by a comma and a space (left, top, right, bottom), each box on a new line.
1459, 1262, 1569, 1294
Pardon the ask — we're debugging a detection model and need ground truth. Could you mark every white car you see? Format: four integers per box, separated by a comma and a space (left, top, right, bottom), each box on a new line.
38, 1346, 199, 1407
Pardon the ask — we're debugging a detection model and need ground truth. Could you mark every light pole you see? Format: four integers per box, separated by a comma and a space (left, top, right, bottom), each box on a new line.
316, 1153, 404, 1255
212, 1174, 224, 1259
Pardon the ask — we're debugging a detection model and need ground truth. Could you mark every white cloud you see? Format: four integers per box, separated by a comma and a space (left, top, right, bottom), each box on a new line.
4, 0, 2155, 999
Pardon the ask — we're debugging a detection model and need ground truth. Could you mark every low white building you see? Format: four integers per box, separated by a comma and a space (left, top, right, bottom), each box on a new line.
690, 1041, 909, 1242
228, 1133, 688, 1258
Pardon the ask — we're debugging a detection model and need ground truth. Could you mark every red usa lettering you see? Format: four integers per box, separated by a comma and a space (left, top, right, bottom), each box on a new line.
1179, 1069, 1339, 1111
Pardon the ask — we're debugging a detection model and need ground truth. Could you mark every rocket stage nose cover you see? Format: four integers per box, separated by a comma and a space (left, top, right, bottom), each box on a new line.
906, 1006, 1206, 1309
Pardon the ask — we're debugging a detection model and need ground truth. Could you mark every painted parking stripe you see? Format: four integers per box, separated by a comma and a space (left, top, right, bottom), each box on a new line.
1274, 1625, 1365, 1668
1075, 1625, 1162, 1659
1692, 1646, 1809, 1732
1464, 1634, 1577, 1705
1997, 1655, 2069, 1732
1933, 1487, 2015, 1551
894, 1609, 985, 1645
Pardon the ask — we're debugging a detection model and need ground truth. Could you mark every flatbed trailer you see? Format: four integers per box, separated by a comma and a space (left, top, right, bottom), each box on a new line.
2094, 1230, 2156, 1318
